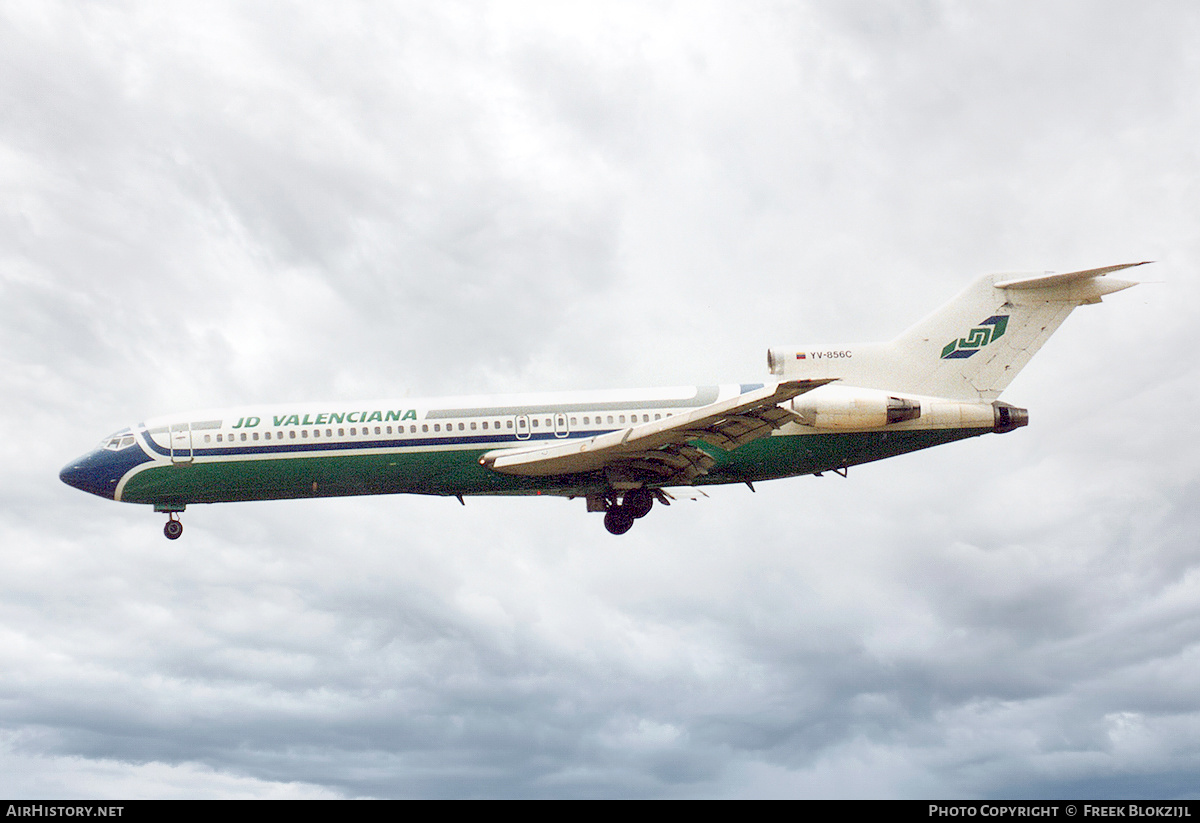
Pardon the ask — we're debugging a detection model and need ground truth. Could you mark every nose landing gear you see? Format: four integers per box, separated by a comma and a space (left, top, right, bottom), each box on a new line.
154, 503, 186, 540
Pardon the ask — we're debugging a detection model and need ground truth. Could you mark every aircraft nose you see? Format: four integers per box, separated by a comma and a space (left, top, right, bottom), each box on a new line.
59, 450, 120, 499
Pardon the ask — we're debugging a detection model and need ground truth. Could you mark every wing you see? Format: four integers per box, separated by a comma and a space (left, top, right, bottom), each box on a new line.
479, 379, 835, 485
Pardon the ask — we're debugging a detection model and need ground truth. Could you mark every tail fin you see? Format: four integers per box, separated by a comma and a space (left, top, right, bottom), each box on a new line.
768, 263, 1147, 400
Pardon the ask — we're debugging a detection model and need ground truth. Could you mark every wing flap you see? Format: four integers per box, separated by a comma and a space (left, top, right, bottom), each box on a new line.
481, 379, 833, 479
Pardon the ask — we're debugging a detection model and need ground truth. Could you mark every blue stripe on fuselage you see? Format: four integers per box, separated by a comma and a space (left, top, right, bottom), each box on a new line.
138, 428, 618, 460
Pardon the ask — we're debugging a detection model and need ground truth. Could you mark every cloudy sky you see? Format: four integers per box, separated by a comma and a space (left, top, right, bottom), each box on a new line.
2, 0, 1198, 798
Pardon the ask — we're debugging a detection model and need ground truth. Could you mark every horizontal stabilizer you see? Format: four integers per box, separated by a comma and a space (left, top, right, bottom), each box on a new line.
994, 261, 1151, 289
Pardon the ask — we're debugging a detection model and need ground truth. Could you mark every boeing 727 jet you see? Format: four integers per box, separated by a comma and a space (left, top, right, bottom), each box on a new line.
60, 263, 1146, 538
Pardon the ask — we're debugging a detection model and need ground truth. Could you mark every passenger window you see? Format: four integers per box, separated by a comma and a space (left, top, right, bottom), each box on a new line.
607, 416, 614, 424
386, 426, 392, 434
570, 417, 576, 425
470, 422, 476, 430
313, 429, 320, 438
327, 429, 332, 437
204, 435, 211, 443
290, 431, 296, 439
410, 425, 416, 433
240, 432, 247, 441
265, 432, 271, 440
422, 424, 429, 433
619, 415, 625, 424
655, 414, 661, 420
506, 420, 513, 428
252, 432, 259, 440
481, 421, 488, 430
545, 418, 551, 427
301, 430, 308, 438
494, 420, 501, 429
532, 419, 539, 428
350, 427, 356, 435
217, 434, 223, 442
338, 428, 344, 437
375, 426, 381, 435
434, 424, 440, 432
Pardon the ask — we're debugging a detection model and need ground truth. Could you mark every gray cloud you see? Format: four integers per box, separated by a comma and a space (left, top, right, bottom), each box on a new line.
2, 0, 1198, 798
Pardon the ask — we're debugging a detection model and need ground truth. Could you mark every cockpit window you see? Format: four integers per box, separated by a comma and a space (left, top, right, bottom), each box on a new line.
100, 429, 132, 450
101, 433, 136, 451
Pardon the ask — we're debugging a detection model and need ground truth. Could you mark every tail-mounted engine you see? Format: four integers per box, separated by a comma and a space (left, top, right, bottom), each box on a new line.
992, 401, 1029, 433
790, 387, 921, 430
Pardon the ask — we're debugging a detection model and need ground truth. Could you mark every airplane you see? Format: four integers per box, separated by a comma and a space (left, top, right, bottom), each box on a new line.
60, 263, 1147, 539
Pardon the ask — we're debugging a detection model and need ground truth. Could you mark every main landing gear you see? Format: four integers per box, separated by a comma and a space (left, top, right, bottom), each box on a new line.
155, 503, 186, 540
601, 488, 658, 535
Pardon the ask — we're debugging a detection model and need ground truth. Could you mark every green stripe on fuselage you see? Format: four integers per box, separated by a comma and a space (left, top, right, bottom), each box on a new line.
119, 428, 989, 506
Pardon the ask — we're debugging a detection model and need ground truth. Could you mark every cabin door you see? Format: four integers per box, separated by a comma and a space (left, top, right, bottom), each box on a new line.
553, 412, 570, 438
515, 414, 531, 440
170, 423, 193, 464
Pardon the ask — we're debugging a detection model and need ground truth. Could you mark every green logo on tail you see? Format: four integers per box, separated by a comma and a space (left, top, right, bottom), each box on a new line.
941, 315, 1009, 359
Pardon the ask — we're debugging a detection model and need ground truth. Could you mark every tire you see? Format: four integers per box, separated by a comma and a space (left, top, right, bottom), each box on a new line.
622, 489, 654, 519
604, 508, 635, 535
164, 520, 183, 540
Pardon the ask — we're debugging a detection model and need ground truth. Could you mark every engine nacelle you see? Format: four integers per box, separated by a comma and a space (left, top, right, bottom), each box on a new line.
766, 348, 790, 376
790, 387, 921, 430
992, 401, 1029, 433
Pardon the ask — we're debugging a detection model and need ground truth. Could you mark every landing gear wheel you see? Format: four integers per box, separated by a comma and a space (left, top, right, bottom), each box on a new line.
604, 508, 635, 535
622, 489, 654, 519
164, 517, 183, 540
